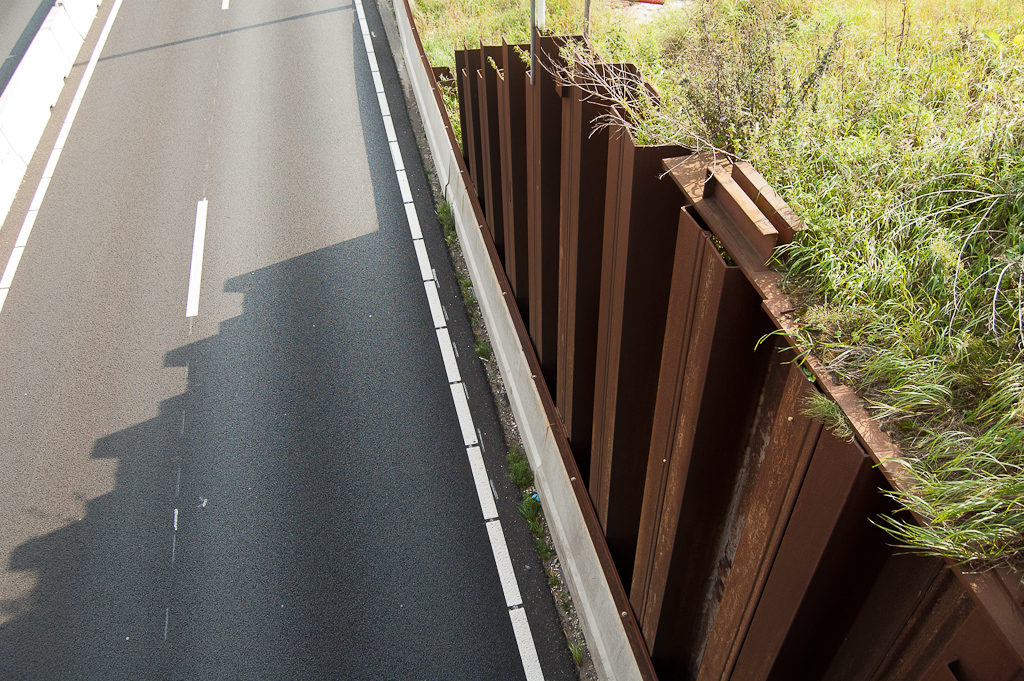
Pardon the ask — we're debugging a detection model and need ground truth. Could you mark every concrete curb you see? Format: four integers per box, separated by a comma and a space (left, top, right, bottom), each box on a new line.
389, 3, 644, 679
0, 0, 100, 222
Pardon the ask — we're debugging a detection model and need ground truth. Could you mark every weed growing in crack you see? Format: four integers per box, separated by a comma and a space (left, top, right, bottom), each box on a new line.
507, 445, 534, 489
518, 492, 541, 522
437, 200, 456, 244
801, 391, 854, 442
535, 536, 553, 562
568, 637, 584, 665
474, 338, 492, 360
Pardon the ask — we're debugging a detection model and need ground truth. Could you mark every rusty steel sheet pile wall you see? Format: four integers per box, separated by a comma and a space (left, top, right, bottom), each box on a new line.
440, 31, 1024, 681
497, 40, 531, 318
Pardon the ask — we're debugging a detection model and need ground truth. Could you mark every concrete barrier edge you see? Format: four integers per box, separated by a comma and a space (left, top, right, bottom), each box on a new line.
0, 0, 100, 222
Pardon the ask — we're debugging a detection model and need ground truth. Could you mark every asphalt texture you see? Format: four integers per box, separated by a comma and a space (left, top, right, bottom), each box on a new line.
0, 0, 577, 678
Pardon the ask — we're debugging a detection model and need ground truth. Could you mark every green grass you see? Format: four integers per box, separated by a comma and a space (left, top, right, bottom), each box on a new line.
536, 536, 553, 561
507, 445, 535, 488
474, 338, 492, 360
802, 391, 854, 441
413, 0, 1024, 570
437, 200, 457, 244
567, 637, 584, 665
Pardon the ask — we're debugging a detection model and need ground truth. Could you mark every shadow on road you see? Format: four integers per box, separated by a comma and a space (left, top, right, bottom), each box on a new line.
0, 7, 529, 680
0, 236, 520, 680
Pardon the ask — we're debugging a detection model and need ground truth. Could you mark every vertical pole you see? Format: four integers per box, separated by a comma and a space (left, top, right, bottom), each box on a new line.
584, 0, 591, 38
529, 0, 536, 84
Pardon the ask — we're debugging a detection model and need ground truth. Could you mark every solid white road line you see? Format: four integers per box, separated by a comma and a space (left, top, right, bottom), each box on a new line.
352, 3, 543, 678
0, 0, 125, 315
221, 0, 230, 9
186, 199, 209, 317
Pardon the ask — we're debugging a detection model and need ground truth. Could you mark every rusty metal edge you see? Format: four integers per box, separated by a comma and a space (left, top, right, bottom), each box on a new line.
389, 5, 658, 679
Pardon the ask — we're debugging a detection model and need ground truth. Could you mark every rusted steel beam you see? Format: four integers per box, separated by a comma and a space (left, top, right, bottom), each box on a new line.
729, 432, 894, 680
476, 44, 505, 260
865, 565, 973, 680
453, 50, 469, 155
458, 47, 485, 204
695, 354, 822, 681
556, 61, 642, 486
629, 207, 775, 679
819, 551, 949, 680
497, 40, 530, 316
730, 162, 804, 245
526, 34, 575, 393
555, 73, 606, 483
589, 129, 688, 585
922, 609, 1024, 681
661, 152, 911, 494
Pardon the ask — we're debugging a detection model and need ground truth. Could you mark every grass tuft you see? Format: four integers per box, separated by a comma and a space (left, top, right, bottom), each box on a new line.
507, 445, 535, 488
567, 637, 584, 665
802, 391, 855, 441
437, 200, 456, 244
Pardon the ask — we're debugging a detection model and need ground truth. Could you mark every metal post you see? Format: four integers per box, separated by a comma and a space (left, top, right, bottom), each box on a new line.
584, 0, 591, 38
529, 0, 536, 84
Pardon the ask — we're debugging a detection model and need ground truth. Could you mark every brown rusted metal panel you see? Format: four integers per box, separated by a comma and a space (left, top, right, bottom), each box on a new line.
868, 566, 974, 681
476, 44, 505, 260
554, 72, 616, 483
821, 552, 946, 681
705, 165, 779, 266
695, 351, 822, 681
950, 567, 1024, 669
589, 128, 688, 585
925, 609, 1024, 681
730, 431, 894, 680
453, 50, 469, 156
526, 34, 576, 393
555, 62, 643, 485
730, 162, 803, 245
630, 208, 720, 631
630, 207, 776, 679
459, 47, 485, 203
432, 65, 453, 82
497, 40, 530, 315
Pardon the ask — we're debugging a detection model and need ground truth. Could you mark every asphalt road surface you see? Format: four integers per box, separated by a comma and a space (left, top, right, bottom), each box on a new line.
0, 0, 575, 678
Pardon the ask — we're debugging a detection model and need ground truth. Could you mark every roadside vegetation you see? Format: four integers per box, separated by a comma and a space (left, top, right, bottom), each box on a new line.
413, 0, 1024, 570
